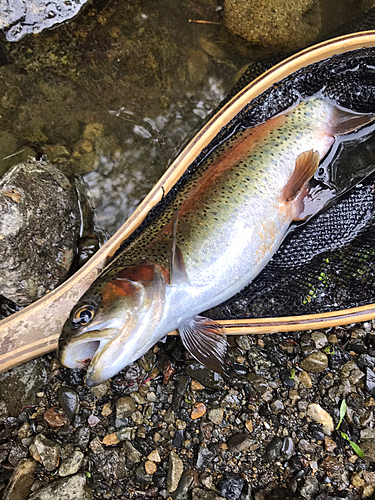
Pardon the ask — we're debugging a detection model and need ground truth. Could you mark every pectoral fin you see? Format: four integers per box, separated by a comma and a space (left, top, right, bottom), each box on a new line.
178, 315, 228, 374
282, 150, 320, 202
329, 106, 375, 136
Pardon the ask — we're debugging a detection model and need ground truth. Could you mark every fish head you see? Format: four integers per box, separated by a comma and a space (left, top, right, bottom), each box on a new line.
58, 263, 166, 386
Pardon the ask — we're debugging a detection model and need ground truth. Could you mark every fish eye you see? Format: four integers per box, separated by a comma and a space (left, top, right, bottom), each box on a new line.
72, 305, 96, 327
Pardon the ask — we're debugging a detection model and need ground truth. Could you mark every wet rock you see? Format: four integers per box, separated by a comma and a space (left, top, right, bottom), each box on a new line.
3, 458, 36, 500
0, 0, 89, 41
134, 464, 153, 487
116, 396, 136, 419
186, 362, 224, 390
17, 423, 32, 440
281, 436, 294, 457
360, 428, 375, 440
298, 439, 315, 455
173, 430, 185, 448
300, 476, 319, 499
360, 441, 375, 461
102, 433, 120, 446
29, 434, 60, 471
58, 387, 80, 418
247, 373, 268, 393
192, 489, 221, 500
171, 375, 190, 411
28, 473, 92, 500
349, 368, 365, 385
365, 367, 375, 395
224, 0, 321, 57
328, 346, 351, 370
174, 470, 198, 500
0, 358, 48, 416
228, 433, 255, 453
264, 436, 283, 462
74, 426, 90, 451
358, 354, 375, 371
307, 404, 333, 435
308, 423, 325, 441
311, 331, 328, 349
324, 437, 337, 453
300, 352, 328, 373
191, 403, 207, 420
93, 449, 127, 481
208, 408, 224, 425
236, 336, 252, 350
145, 460, 157, 475
219, 474, 244, 500
43, 407, 69, 428
280, 371, 295, 388
270, 399, 284, 413
8, 443, 28, 467
89, 380, 110, 400
123, 440, 141, 465
59, 450, 84, 477
299, 371, 313, 389
320, 456, 345, 475
0, 160, 80, 305
167, 451, 184, 492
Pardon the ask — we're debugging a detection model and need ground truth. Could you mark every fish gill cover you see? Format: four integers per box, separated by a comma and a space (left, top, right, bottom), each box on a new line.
113, 46, 375, 319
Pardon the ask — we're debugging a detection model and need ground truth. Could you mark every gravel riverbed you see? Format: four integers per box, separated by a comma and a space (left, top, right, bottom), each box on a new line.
1, 323, 375, 499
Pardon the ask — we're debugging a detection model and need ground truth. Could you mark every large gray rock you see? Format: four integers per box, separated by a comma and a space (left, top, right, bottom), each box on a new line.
0, 160, 80, 305
28, 473, 92, 500
0, 0, 89, 42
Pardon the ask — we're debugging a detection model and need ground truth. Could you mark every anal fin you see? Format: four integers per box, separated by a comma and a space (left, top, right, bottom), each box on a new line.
282, 149, 320, 202
178, 315, 228, 374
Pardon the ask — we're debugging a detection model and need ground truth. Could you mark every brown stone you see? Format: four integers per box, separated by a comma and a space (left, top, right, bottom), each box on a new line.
191, 403, 206, 420
102, 433, 120, 446
145, 460, 157, 475
324, 437, 337, 453
43, 407, 69, 428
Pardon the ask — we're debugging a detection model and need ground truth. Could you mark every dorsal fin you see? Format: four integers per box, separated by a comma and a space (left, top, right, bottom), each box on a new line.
169, 206, 189, 285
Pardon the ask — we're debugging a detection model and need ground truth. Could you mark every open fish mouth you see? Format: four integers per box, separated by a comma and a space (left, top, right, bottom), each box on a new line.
59, 332, 111, 371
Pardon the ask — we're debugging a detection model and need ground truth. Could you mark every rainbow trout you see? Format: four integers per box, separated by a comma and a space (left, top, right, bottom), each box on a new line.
58, 97, 373, 386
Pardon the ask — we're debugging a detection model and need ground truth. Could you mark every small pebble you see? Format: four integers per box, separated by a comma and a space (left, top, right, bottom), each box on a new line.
58, 387, 80, 419
148, 449, 161, 462
307, 403, 333, 435
191, 403, 206, 420
299, 371, 313, 388
208, 408, 224, 425
145, 460, 157, 475
101, 403, 112, 417
43, 407, 69, 428
102, 433, 120, 446
324, 437, 337, 453
191, 380, 205, 391
300, 352, 328, 373
87, 414, 100, 427
245, 420, 253, 433
167, 451, 184, 492
58, 450, 84, 477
